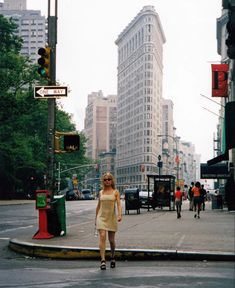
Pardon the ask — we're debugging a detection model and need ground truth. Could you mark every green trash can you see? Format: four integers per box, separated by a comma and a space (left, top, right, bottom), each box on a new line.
124, 188, 141, 215
54, 195, 66, 236
47, 195, 66, 236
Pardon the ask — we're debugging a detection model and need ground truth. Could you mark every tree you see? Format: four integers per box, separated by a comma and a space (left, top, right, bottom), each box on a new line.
0, 15, 91, 199
0, 15, 40, 198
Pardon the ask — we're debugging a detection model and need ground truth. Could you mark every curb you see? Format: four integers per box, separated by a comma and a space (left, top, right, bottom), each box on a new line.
9, 239, 235, 261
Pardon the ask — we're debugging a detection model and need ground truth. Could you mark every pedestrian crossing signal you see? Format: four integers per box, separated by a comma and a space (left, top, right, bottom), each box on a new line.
64, 134, 80, 152
55, 132, 80, 153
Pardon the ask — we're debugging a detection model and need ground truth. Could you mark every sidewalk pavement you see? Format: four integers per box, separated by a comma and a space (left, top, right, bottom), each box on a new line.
3, 200, 235, 261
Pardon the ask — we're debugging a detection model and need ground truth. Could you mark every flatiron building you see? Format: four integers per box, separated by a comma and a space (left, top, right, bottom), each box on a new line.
115, 6, 166, 192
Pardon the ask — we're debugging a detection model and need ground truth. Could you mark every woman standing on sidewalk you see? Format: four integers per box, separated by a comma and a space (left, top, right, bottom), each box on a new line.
95, 172, 122, 270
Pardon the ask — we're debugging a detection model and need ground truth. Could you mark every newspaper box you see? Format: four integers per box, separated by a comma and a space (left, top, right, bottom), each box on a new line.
33, 190, 54, 239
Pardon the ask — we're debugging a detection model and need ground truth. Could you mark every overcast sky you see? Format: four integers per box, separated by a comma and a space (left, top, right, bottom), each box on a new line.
27, 0, 222, 163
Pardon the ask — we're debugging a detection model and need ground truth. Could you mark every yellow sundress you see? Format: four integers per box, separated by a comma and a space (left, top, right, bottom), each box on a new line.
96, 190, 117, 232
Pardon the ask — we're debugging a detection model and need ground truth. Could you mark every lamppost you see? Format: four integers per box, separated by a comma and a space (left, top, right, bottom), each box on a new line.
46, 0, 58, 200
157, 134, 180, 183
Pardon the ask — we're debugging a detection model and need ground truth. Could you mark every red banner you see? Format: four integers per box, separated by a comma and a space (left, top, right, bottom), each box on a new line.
211, 64, 228, 97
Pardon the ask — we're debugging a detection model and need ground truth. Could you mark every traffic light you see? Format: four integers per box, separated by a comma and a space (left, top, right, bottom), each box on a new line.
226, 6, 235, 59
63, 134, 80, 152
37, 46, 51, 78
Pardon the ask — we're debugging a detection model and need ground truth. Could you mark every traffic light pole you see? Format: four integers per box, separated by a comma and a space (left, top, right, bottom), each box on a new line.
47, 0, 58, 199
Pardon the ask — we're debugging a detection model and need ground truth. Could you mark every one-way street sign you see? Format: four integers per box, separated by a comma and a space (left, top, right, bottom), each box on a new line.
34, 86, 68, 98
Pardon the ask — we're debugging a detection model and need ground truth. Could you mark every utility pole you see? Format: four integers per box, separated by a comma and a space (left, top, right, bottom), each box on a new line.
157, 155, 162, 175
47, 0, 58, 200
57, 161, 61, 193
175, 136, 180, 184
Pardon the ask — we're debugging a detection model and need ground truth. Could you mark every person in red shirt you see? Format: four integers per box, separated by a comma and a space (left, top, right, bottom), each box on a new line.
174, 186, 183, 219
192, 181, 202, 218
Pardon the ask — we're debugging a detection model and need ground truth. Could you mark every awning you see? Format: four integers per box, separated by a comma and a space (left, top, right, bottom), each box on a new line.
207, 102, 235, 166
207, 151, 228, 166
201, 162, 231, 179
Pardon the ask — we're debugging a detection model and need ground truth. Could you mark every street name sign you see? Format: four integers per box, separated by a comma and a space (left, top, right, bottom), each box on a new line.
34, 86, 68, 98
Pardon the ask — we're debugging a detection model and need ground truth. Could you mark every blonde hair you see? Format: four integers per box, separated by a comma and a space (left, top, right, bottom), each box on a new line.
101, 172, 116, 189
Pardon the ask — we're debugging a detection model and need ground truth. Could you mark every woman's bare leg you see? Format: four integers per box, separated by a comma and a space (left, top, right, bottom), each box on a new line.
99, 229, 106, 260
108, 231, 116, 258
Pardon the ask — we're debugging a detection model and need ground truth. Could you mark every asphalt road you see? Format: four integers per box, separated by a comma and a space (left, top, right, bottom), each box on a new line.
0, 201, 234, 288
0, 252, 234, 288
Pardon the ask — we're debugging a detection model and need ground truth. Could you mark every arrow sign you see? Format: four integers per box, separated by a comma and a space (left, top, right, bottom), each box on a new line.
34, 86, 68, 98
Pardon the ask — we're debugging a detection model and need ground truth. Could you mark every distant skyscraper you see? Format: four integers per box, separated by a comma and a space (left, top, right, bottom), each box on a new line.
0, 0, 46, 63
84, 90, 117, 160
115, 6, 166, 191
0, 0, 26, 10
161, 99, 175, 175
179, 141, 197, 185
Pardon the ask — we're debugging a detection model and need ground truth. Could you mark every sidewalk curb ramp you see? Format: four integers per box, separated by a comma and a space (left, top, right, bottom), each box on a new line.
9, 239, 235, 261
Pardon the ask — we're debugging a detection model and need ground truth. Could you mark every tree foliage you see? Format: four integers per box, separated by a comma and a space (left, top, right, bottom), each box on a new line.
0, 15, 90, 199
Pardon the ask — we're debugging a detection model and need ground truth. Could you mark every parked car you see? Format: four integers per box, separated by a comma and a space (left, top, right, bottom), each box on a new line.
81, 189, 94, 200
139, 191, 155, 208
66, 189, 79, 201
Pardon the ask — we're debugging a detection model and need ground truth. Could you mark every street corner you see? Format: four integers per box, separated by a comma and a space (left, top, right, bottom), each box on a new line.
8, 238, 235, 261
8, 238, 101, 259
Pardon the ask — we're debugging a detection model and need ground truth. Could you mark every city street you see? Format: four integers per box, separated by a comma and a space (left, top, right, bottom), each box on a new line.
0, 200, 234, 287
0, 254, 234, 288
0, 1, 234, 287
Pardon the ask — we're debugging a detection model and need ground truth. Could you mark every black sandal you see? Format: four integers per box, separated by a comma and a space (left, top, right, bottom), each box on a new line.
110, 258, 116, 268
100, 260, 106, 270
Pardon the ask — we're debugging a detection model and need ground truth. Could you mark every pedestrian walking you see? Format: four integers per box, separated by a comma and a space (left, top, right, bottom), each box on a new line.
188, 182, 194, 211
200, 184, 207, 211
192, 181, 202, 218
95, 172, 122, 270
183, 184, 188, 201
174, 186, 183, 218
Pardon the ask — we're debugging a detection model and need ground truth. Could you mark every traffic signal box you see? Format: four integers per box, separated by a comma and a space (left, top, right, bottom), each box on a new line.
37, 46, 51, 79
55, 132, 80, 153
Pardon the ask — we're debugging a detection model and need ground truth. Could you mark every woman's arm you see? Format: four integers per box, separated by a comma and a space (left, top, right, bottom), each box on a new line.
115, 190, 122, 222
95, 192, 101, 224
